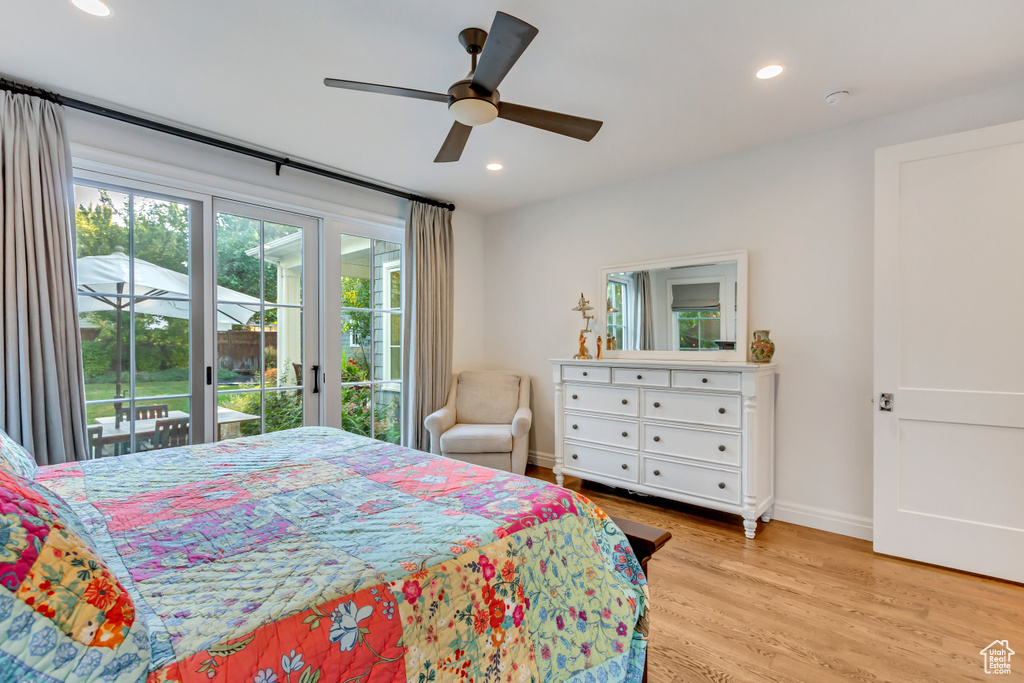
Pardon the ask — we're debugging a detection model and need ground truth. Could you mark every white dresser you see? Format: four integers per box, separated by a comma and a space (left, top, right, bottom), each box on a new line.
551, 359, 776, 538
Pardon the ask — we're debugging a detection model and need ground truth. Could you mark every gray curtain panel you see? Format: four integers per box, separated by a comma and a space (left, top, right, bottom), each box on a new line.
633, 270, 655, 350
402, 201, 454, 451
0, 91, 89, 464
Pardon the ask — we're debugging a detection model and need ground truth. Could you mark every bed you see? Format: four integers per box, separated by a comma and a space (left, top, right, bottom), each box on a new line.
2, 426, 648, 682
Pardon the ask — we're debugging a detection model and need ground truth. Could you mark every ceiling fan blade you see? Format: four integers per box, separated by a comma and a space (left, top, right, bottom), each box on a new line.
498, 102, 603, 141
324, 78, 448, 103
471, 12, 539, 94
434, 122, 473, 163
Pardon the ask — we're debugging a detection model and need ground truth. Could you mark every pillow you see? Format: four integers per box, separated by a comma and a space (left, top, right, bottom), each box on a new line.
456, 371, 521, 425
0, 428, 37, 480
0, 469, 150, 680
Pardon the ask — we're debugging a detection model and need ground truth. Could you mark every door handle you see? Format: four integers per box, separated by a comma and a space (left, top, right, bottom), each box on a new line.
311, 365, 320, 394
879, 393, 893, 412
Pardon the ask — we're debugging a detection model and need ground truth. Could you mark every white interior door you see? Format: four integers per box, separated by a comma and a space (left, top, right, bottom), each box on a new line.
874, 120, 1024, 583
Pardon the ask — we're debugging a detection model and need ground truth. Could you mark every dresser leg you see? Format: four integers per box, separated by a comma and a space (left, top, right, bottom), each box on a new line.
761, 505, 773, 523
742, 514, 757, 539
555, 472, 564, 486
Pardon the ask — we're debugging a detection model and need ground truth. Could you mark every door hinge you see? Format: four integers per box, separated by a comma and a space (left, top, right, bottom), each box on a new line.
879, 393, 894, 412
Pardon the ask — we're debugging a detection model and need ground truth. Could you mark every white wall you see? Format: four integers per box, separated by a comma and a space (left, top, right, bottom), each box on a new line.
63, 110, 488, 382
473, 79, 1024, 540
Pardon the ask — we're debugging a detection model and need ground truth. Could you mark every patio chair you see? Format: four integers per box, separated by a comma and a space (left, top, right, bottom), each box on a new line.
115, 403, 169, 427
153, 417, 190, 450
87, 424, 131, 459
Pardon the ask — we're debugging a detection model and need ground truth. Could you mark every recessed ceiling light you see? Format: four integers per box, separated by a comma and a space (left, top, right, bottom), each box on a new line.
756, 64, 784, 80
486, 163, 504, 171
70, 0, 112, 17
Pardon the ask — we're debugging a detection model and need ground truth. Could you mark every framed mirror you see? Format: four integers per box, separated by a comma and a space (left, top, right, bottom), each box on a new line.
599, 249, 748, 361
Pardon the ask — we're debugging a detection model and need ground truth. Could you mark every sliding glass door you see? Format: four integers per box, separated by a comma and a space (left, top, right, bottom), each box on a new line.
322, 226, 404, 444
75, 177, 403, 455
75, 181, 203, 456
213, 199, 319, 439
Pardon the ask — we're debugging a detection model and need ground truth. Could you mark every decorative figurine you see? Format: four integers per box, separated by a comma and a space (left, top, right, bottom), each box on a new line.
575, 331, 592, 360
596, 335, 603, 360
750, 329, 776, 363
571, 293, 596, 359
607, 336, 616, 351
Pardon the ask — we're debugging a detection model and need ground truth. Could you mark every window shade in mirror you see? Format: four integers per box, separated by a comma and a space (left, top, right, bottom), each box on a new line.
671, 282, 721, 311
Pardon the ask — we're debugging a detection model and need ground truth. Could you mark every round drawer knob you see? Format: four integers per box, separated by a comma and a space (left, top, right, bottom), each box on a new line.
653, 469, 661, 476
621, 431, 628, 437
582, 371, 588, 376
636, 374, 643, 380
571, 453, 578, 460
718, 482, 726, 489
572, 424, 579, 430
702, 377, 708, 383
718, 445, 726, 452
653, 402, 661, 408
718, 407, 726, 414
653, 436, 661, 442
621, 399, 628, 405
572, 394, 578, 400
621, 463, 628, 470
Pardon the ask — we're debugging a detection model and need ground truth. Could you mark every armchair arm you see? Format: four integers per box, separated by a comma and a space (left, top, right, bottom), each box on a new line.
511, 406, 532, 439
424, 406, 456, 454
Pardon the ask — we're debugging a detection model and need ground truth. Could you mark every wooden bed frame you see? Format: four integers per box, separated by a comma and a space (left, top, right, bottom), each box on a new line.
610, 516, 671, 683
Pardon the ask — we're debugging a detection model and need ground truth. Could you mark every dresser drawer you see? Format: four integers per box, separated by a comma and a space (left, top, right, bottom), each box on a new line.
643, 423, 741, 467
564, 413, 639, 450
612, 368, 670, 387
565, 383, 638, 417
562, 365, 611, 383
644, 390, 742, 428
672, 370, 742, 392
563, 442, 638, 484
643, 457, 741, 505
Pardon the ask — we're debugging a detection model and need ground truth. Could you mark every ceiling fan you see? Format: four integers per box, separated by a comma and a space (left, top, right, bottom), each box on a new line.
324, 11, 603, 163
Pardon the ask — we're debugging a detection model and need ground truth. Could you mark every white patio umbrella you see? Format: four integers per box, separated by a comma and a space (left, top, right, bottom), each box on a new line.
77, 247, 261, 399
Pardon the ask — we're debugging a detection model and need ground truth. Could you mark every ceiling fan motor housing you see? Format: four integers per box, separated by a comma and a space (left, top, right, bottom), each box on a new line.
447, 79, 499, 126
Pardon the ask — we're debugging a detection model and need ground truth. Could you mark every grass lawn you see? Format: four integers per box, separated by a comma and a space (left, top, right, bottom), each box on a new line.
84, 381, 258, 419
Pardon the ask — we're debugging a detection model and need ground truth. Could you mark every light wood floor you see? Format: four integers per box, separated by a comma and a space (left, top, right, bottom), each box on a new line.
527, 467, 1024, 682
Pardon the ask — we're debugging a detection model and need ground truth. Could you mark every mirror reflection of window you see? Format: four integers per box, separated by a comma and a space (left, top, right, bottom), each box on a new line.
670, 280, 722, 350
606, 275, 631, 350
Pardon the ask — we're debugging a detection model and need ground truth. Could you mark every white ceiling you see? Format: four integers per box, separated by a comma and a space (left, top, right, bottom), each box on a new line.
4, 1, 1024, 215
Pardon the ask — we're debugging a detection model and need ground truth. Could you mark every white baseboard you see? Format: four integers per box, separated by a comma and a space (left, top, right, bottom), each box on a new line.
773, 500, 873, 541
528, 450, 555, 469
523, 453, 873, 542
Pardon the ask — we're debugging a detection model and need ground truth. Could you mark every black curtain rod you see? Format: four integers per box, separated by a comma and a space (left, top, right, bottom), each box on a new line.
0, 77, 455, 211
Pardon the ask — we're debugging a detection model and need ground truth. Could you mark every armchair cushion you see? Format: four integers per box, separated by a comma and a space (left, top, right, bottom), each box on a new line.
440, 424, 513, 454
455, 372, 521, 425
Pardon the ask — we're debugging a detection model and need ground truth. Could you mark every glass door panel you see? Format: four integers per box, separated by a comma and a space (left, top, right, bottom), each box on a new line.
213, 199, 318, 439
75, 183, 197, 456
324, 226, 404, 444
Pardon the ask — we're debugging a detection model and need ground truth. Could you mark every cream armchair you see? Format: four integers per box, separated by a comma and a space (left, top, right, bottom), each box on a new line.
424, 371, 532, 474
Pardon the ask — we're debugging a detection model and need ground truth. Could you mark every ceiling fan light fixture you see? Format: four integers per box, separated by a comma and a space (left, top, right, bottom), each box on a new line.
486, 162, 504, 171
449, 98, 499, 127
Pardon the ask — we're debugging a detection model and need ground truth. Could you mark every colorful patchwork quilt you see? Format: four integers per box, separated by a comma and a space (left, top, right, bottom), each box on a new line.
26, 427, 647, 682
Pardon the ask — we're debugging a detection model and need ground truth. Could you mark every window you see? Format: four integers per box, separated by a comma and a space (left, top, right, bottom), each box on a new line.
337, 234, 403, 444
606, 276, 630, 350
75, 182, 195, 456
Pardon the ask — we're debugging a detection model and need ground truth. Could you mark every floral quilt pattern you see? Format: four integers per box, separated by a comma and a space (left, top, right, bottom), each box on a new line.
32, 427, 647, 682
